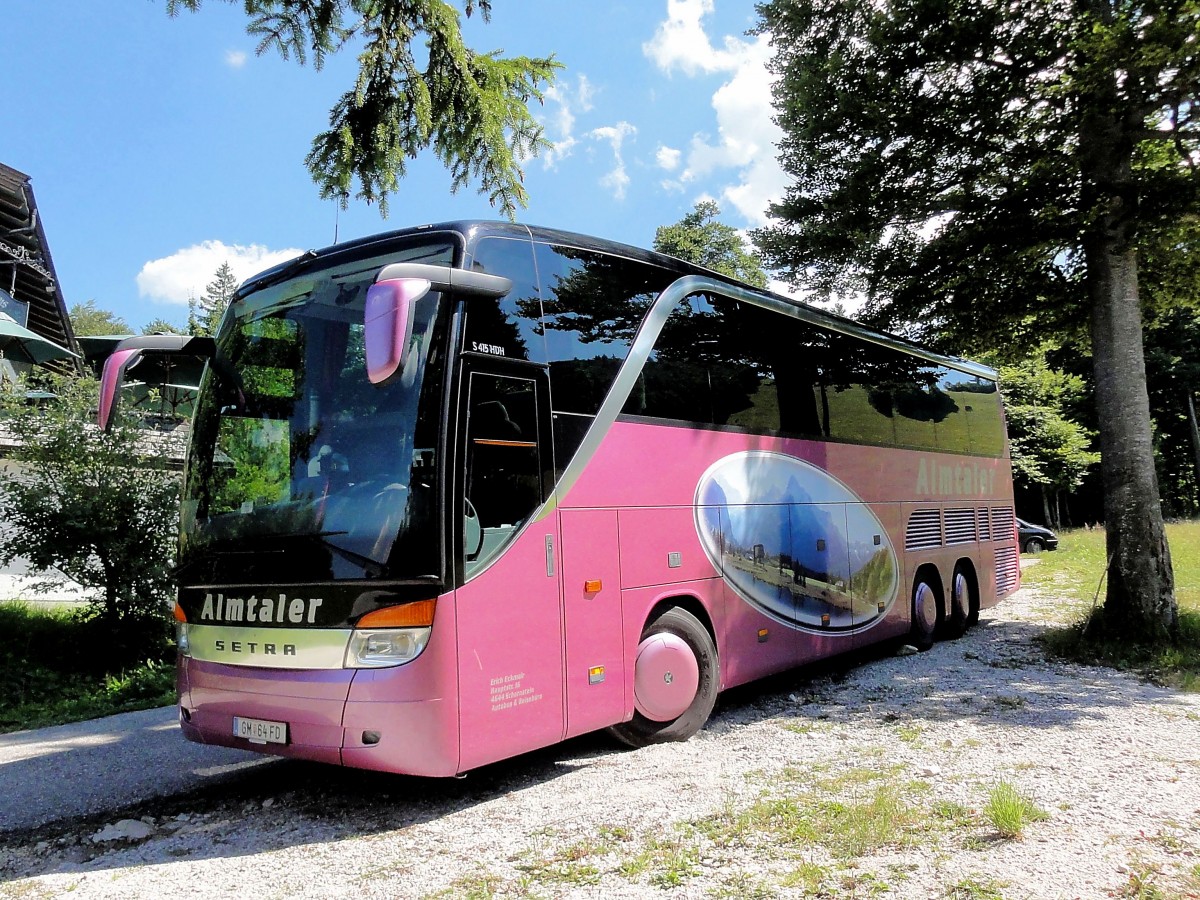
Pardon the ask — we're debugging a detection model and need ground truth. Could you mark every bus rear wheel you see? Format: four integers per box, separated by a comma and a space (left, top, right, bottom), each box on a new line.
609, 607, 718, 749
942, 566, 972, 640
910, 576, 940, 652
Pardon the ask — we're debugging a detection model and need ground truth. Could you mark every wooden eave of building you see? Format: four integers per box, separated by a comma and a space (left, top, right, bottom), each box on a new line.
0, 163, 82, 374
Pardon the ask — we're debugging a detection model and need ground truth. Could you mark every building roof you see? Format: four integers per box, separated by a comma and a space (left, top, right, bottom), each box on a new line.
0, 163, 81, 374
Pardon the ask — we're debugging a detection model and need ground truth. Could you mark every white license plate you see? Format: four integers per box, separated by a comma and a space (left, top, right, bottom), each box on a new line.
232, 716, 288, 745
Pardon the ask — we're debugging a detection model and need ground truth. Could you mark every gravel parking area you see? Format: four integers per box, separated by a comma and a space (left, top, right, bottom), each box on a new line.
3, 581, 1199, 899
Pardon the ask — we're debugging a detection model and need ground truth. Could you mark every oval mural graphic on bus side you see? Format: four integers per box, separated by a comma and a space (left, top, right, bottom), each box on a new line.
694, 451, 899, 634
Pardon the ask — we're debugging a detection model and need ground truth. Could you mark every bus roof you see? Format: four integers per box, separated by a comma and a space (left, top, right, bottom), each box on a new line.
237, 220, 997, 381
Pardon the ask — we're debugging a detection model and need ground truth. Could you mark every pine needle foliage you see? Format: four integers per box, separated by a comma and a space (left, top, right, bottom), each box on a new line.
166, 0, 561, 217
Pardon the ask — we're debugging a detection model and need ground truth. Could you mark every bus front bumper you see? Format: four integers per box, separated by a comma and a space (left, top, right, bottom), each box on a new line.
179, 654, 460, 777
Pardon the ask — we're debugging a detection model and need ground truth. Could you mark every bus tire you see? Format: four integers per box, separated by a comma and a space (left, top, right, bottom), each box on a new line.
608, 607, 719, 749
942, 565, 972, 640
910, 574, 940, 652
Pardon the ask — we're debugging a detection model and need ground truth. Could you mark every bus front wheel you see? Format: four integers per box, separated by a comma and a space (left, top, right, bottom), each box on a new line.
609, 607, 718, 748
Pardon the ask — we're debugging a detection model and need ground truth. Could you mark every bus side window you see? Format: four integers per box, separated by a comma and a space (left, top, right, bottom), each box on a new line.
535, 242, 670, 478
463, 372, 543, 576
465, 236, 545, 363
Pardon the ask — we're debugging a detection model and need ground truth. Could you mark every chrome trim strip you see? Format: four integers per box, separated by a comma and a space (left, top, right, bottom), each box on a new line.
185, 624, 353, 670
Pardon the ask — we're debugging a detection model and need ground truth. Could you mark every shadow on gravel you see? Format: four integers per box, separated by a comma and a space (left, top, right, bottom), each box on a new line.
3, 601, 1187, 882
0, 726, 620, 881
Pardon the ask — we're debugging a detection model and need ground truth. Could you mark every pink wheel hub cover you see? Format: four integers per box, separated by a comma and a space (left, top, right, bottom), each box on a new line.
633, 632, 700, 722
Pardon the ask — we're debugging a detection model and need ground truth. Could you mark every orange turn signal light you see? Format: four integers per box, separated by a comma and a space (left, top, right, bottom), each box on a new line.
173, 602, 188, 623
584, 579, 603, 594
356, 599, 437, 629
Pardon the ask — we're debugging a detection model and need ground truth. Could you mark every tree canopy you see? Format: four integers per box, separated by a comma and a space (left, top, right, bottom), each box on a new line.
998, 356, 1100, 528
0, 375, 179, 661
188, 261, 239, 337
653, 200, 769, 288
141, 317, 187, 336
754, 0, 1200, 640
70, 300, 131, 337
166, 0, 560, 217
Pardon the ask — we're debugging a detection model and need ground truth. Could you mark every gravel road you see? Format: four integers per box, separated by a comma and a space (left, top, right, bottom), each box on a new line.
2, 580, 1199, 899
0, 707, 272, 833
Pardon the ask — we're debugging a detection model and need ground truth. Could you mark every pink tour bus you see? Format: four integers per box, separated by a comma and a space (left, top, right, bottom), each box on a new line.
100, 222, 1019, 777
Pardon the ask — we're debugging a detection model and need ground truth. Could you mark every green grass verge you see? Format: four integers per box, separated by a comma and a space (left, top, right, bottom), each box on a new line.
0, 601, 175, 733
1023, 521, 1200, 690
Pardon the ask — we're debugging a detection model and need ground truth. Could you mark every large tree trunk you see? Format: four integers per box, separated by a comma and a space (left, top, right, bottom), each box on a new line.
1084, 217, 1177, 641
1078, 57, 1178, 642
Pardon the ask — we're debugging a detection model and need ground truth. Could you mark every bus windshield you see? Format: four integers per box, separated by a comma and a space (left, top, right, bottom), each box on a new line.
178, 241, 454, 585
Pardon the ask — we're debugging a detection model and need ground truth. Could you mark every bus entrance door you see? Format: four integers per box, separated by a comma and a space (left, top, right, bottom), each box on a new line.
454, 366, 565, 770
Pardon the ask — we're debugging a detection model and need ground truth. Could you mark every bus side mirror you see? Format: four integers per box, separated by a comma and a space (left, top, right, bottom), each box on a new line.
96, 335, 217, 430
98, 348, 142, 430
364, 278, 431, 385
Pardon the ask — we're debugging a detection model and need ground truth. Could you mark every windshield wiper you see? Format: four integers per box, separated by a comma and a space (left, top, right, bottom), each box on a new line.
301, 531, 389, 579
234, 249, 319, 303
173, 531, 385, 580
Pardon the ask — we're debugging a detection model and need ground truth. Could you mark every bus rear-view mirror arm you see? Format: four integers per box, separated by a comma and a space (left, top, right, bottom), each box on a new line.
365, 264, 512, 386
97, 335, 217, 431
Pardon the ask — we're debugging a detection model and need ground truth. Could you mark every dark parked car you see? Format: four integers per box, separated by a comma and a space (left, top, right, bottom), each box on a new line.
1017, 518, 1059, 553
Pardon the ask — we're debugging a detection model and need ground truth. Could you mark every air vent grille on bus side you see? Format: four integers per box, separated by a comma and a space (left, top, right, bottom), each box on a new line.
977, 507, 992, 542
995, 545, 1019, 595
943, 508, 977, 545
990, 506, 1016, 541
905, 509, 943, 551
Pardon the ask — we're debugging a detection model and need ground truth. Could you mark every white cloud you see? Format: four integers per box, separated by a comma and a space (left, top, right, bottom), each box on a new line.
644, 2, 787, 226
656, 145, 683, 171
643, 0, 740, 76
137, 240, 303, 305
575, 74, 596, 113
224, 49, 247, 69
589, 122, 637, 201
541, 75, 596, 168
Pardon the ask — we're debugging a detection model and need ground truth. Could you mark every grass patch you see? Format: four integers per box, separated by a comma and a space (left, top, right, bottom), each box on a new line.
1025, 522, 1200, 690
945, 877, 1008, 899
616, 832, 701, 887
982, 781, 1049, 839
693, 775, 929, 861
0, 600, 175, 733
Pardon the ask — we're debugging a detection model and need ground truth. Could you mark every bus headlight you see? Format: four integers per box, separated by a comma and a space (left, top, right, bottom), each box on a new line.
174, 602, 191, 657
345, 627, 431, 668
344, 599, 436, 668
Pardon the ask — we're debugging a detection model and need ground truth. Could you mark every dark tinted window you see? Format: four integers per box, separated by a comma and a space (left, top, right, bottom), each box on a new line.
625, 295, 827, 436
535, 243, 677, 476
625, 294, 777, 428
536, 243, 674, 415
619, 293, 1003, 456
464, 236, 544, 363
944, 375, 1006, 456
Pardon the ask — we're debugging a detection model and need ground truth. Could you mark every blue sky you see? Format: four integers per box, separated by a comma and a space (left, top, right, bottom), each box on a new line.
6, 1, 786, 332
